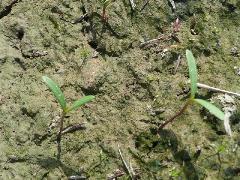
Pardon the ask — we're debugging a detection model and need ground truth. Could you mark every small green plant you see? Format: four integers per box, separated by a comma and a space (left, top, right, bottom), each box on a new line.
169, 168, 181, 178
100, 0, 112, 21
159, 50, 225, 129
80, 48, 91, 61
42, 76, 95, 159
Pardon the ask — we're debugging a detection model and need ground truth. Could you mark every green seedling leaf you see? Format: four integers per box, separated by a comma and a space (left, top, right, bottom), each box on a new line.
217, 144, 226, 153
66, 95, 95, 113
100, 0, 111, 7
170, 169, 181, 177
42, 76, 67, 110
194, 99, 225, 121
186, 50, 198, 98
147, 160, 162, 172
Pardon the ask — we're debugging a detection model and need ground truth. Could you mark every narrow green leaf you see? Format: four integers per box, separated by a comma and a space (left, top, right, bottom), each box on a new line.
194, 99, 225, 121
42, 76, 66, 110
66, 95, 95, 113
100, 0, 111, 6
186, 50, 198, 98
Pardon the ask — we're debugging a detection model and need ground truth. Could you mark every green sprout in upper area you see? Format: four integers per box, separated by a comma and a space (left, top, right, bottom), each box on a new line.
100, 0, 112, 22
42, 76, 95, 160
159, 50, 225, 131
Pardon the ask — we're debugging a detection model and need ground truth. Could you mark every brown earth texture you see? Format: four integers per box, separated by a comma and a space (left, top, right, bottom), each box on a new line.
0, 0, 240, 179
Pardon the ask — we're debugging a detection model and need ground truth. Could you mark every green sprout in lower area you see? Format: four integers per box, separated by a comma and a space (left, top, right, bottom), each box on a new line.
159, 50, 226, 132
42, 76, 95, 160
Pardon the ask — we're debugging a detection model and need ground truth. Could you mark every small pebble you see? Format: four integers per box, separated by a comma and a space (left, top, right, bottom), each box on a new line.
230, 47, 239, 57
234, 66, 240, 76
68, 175, 86, 180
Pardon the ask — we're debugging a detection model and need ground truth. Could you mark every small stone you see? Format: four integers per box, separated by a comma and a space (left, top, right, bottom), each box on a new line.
233, 66, 240, 75
223, 94, 235, 104
68, 175, 86, 180
80, 58, 107, 92
230, 47, 239, 57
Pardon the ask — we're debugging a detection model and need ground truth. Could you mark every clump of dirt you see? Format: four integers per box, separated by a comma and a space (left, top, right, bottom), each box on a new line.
0, 0, 240, 179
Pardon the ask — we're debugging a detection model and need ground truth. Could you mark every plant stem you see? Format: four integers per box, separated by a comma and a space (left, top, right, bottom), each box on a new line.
158, 100, 191, 130
57, 111, 65, 160
102, 7, 106, 21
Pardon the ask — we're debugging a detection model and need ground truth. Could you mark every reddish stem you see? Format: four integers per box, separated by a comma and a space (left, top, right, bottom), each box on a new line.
102, 7, 106, 21
57, 111, 65, 160
158, 100, 191, 130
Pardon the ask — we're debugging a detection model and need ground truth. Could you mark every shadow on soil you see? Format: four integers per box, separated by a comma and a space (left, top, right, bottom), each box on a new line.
134, 128, 199, 179
8, 156, 82, 178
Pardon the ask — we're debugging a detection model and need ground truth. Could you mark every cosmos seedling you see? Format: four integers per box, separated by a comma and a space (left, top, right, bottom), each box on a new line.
159, 50, 225, 130
42, 76, 94, 160
100, 0, 112, 21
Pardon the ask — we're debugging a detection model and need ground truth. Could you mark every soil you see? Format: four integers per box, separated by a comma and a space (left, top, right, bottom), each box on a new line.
0, 0, 240, 179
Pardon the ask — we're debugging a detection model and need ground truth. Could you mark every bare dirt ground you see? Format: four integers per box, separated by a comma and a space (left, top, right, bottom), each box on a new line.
0, 0, 240, 179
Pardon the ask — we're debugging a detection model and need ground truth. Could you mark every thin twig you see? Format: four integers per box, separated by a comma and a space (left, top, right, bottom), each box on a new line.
197, 83, 240, 98
140, 0, 150, 11
173, 55, 182, 74
118, 145, 134, 180
139, 35, 171, 48
61, 123, 86, 135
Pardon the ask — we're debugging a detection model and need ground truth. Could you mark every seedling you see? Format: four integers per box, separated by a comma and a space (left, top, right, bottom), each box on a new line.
159, 50, 225, 130
42, 76, 94, 159
100, 0, 112, 22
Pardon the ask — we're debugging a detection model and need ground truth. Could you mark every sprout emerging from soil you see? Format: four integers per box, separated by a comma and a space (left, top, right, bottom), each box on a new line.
100, 0, 112, 21
159, 50, 225, 131
42, 76, 95, 160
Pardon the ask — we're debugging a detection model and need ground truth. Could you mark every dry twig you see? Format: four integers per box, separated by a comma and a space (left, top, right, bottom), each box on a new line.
139, 35, 172, 48
197, 83, 240, 98
129, 0, 136, 11
118, 145, 134, 180
173, 55, 182, 74
140, 0, 150, 11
